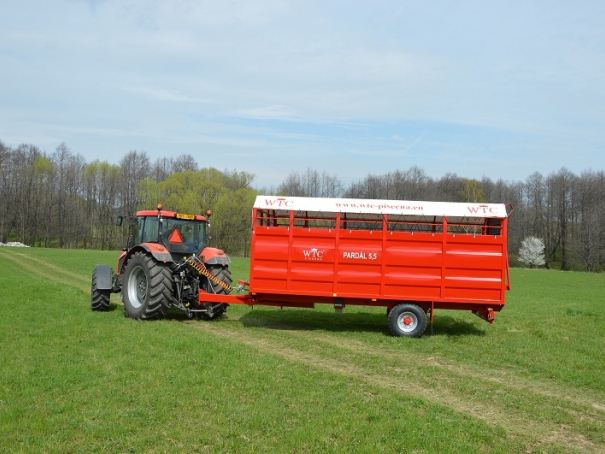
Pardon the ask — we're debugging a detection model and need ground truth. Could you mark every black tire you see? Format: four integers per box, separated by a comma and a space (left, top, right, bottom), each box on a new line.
387, 303, 427, 338
198, 266, 231, 320
122, 252, 173, 320
91, 267, 111, 312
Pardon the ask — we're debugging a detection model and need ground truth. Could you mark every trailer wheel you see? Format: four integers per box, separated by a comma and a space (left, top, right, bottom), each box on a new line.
198, 266, 231, 320
91, 267, 111, 311
122, 252, 172, 320
387, 303, 427, 338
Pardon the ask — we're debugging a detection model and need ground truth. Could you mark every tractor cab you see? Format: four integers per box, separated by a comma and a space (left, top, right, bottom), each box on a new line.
132, 205, 209, 258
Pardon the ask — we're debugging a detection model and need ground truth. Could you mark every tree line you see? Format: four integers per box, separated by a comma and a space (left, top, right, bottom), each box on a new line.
2, 140, 605, 271
0, 141, 256, 255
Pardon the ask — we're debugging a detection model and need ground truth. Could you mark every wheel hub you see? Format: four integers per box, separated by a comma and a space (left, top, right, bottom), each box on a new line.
138, 279, 146, 298
127, 265, 147, 309
397, 312, 418, 333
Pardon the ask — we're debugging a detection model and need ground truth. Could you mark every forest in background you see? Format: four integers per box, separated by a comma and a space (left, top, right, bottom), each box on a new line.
1, 140, 605, 272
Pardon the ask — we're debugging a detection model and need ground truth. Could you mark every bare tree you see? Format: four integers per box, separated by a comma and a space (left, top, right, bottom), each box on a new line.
547, 168, 576, 270
172, 154, 199, 173
434, 173, 461, 202
574, 170, 604, 271
524, 172, 547, 240
151, 157, 173, 183
278, 168, 343, 198
120, 150, 150, 216
0, 141, 12, 242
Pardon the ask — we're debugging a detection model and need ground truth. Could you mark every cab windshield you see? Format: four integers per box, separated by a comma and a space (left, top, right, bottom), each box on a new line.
135, 216, 206, 254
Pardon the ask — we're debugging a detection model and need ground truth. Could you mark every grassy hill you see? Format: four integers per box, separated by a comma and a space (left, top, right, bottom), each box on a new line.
0, 247, 604, 453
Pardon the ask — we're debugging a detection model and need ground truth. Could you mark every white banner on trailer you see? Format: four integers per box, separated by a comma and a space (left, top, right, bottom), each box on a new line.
254, 196, 510, 219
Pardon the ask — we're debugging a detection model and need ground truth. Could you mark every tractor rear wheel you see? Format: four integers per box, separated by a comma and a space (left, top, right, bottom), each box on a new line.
387, 303, 427, 338
91, 267, 111, 311
198, 265, 231, 320
122, 252, 173, 320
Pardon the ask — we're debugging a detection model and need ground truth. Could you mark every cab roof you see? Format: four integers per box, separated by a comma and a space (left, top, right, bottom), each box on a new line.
136, 209, 207, 222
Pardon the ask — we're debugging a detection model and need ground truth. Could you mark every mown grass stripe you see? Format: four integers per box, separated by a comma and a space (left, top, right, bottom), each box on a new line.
0, 248, 91, 293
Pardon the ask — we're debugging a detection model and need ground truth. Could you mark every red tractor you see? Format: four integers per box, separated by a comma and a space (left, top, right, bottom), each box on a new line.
91, 204, 232, 320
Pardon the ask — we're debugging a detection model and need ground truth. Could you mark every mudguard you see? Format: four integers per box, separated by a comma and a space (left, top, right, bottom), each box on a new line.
201, 247, 231, 266
117, 244, 174, 275
94, 264, 114, 290
116, 251, 127, 275
141, 243, 174, 263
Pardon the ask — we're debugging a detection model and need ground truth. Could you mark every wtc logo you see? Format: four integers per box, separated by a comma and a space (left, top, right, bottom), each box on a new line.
264, 197, 293, 207
467, 205, 498, 215
303, 248, 324, 260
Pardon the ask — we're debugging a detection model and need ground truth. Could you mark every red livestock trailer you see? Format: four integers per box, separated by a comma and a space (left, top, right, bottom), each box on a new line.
201, 195, 513, 337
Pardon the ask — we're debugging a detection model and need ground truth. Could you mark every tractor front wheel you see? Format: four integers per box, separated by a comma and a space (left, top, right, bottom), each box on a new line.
122, 252, 173, 320
387, 303, 427, 338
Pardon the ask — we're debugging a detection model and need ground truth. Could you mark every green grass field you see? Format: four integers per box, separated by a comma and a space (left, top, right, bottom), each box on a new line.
1, 247, 604, 453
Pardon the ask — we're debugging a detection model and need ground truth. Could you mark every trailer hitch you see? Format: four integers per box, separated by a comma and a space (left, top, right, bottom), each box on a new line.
235, 279, 250, 293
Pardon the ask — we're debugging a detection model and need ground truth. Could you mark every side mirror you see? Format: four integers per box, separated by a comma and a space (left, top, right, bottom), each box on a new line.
116, 216, 123, 227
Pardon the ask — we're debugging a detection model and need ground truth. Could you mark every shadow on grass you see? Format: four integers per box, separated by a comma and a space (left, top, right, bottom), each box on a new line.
138, 304, 486, 338
239, 310, 386, 334
100, 302, 120, 312
237, 309, 486, 338
430, 315, 486, 337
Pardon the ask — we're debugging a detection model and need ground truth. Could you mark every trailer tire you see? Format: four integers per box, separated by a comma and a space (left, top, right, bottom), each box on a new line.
91, 267, 111, 311
387, 303, 427, 338
122, 252, 172, 320
198, 266, 231, 320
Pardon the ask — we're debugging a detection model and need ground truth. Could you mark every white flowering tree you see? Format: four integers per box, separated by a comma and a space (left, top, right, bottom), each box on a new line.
518, 237, 546, 267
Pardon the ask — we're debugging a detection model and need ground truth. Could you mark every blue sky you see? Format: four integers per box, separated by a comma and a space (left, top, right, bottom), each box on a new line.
1, 1, 604, 189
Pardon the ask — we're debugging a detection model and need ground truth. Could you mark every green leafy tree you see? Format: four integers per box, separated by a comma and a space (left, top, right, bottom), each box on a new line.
211, 188, 257, 256
459, 178, 486, 203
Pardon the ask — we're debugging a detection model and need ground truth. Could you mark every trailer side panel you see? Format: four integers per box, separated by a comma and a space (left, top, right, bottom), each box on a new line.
249, 196, 511, 312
